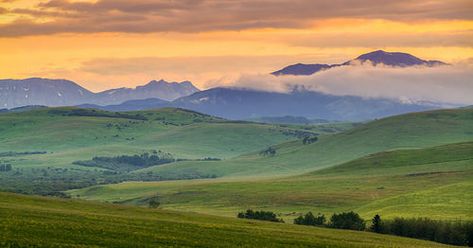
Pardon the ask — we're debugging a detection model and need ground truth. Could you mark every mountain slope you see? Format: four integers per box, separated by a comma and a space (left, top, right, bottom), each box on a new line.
93, 79, 199, 104
0, 78, 94, 108
0, 192, 449, 248
0, 78, 199, 108
271, 63, 331, 76
345, 50, 447, 67
272, 50, 446, 76
171, 87, 433, 121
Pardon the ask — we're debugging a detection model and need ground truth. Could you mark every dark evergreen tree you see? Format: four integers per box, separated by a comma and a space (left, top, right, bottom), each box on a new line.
370, 214, 382, 233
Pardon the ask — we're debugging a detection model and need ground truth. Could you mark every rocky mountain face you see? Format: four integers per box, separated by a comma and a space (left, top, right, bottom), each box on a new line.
0, 78, 94, 109
93, 80, 199, 105
0, 78, 199, 109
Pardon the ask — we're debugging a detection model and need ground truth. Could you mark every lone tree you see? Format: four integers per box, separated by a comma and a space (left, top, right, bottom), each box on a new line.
370, 214, 383, 233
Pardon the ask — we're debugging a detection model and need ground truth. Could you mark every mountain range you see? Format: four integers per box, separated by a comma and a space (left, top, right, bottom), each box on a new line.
272, 50, 447, 76
81, 87, 435, 121
0, 78, 199, 109
0, 50, 453, 121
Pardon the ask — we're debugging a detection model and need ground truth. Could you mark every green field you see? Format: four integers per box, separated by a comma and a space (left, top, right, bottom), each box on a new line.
0, 192, 454, 248
1, 107, 472, 247
70, 142, 473, 220
0, 107, 345, 193
142, 108, 473, 178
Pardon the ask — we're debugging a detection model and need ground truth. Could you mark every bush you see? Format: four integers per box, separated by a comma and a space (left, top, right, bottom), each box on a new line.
148, 195, 160, 208
302, 136, 318, 145
237, 209, 284, 223
260, 147, 276, 157
294, 212, 326, 226
329, 211, 366, 231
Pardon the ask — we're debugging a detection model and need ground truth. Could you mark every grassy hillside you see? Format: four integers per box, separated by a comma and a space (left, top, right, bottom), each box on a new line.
70, 142, 473, 221
142, 108, 473, 178
0, 107, 306, 159
0, 192, 453, 248
1, 107, 348, 193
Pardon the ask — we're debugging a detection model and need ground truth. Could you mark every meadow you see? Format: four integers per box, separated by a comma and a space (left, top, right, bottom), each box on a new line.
0, 192, 455, 248
69, 142, 473, 221
1, 107, 472, 247
0, 107, 345, 193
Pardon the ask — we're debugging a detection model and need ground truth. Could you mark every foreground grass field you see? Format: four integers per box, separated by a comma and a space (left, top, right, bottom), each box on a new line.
0, 192, 454, 248
70, 142, 473, 221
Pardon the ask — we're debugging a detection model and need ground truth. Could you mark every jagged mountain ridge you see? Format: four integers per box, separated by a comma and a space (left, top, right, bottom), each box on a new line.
0, 78, 199, 108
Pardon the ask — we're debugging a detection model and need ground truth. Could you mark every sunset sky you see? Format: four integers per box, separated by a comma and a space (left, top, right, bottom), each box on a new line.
1, 0, 472, 92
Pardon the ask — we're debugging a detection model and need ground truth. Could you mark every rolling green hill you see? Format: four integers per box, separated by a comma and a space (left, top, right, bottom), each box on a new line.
0, 192, 453, 248
140, 108, 473, 178
70, 142, 473, 221
0, 107, 346, 194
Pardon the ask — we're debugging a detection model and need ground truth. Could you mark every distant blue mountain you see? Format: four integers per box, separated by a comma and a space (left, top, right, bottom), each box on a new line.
0, 78, 199, 109
272, 50, 447, 76
345, 50, 447, 67
87, 87, 438, 121
271, 63, 331, 76
78, 98, 169, 112
93, 79, 199, 105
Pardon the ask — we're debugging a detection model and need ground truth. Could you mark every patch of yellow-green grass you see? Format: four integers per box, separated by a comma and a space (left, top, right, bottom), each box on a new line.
70, 142, 473, 221
0, 192, 454, 248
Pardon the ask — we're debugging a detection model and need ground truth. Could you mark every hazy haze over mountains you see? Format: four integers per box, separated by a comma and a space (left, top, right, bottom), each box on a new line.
1, 50, 469, 121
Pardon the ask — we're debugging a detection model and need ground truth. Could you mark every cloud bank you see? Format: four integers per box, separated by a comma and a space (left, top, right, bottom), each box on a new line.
0, 0, 472, 36
216, 64, 473, 106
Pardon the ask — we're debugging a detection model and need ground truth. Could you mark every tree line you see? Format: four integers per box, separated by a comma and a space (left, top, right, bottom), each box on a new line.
73, 151, 175, 171
237, 209, 473, 247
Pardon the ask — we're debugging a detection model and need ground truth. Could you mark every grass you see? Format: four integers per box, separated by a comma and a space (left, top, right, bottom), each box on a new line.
1, 107, 473, 246
0, 107, 345, 193
144, 108, 473, 178
70, 142, 473, 221
0, 107, 310, 161
0, 192, 454, 248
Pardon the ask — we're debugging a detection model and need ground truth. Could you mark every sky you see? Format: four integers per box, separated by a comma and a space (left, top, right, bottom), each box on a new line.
0, 0, 472, 92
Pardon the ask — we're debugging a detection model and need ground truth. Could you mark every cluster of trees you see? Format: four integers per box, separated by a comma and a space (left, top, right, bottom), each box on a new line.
0, 164, 12, 172
260, 147, 276, 157
302, 136, 318, 145
48, 109, 148, 120
0, 151, 47, 157
294, 212, 325, 226
237, 209, 284, 223
292, 211, 473, 247
294, 211, 365, 230
73, 151, 175, 171
369, 215, 473, 247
